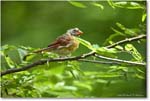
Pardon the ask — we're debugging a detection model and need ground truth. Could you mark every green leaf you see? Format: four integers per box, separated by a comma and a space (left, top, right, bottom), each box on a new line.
74, 81, 92, 91
92, 44, 99, 49
142, 13, 146, 22
23, 53, 37, 61
135, 74, 145, 79
103, 27, 127, 45
63, 86, 77, 91
125, 44, 133, 51
69, 70, 80, 80
69, 1, 86, 8
19, 45, 33, 50
1, 45, 17, 53
111, 27, 126, 36
17, 48, 28, 61
116, 22, 137, 36
115, 45, 124, 50
114, 1, 144, 9
91, 2, 104, 10
129, 2, 144, 9
124, 28, 138, 36
116, 22, 126, 30
1, 45, 18, 68
103, 34, 124, 45
46, 60, 50, 67
96, 73, 122, 78
76, 37, 93, 50
86, 71, 122, 78
107, 0, 115, 8
0, 50, 4, 56
136, 68, 145, 74
76, 37, 117, 56
95, 47, 117, 58
118, 66, 128, 72
66, 61, 82, 79
97, 47, 117, 54
4, 55, 16, 68
42, 52, 59, 58
125, 44, 143, 62
115, 1, 127, 5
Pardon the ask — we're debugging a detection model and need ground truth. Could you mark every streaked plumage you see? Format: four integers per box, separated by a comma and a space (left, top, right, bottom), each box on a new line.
34, 28, 83, 56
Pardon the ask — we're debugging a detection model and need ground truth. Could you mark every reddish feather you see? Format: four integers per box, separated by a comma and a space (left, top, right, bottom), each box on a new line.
34, 34, 72, 53
48, 34, 72, 48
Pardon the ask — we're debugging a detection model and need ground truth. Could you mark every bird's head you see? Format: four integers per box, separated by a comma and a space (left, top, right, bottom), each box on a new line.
67, 28, 83, 36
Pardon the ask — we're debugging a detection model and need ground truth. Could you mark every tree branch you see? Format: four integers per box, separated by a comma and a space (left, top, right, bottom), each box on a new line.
1, 34, 146, 76
94, 54, 146, 66
78, 59, 123, 65
1, 52, 95, 76
106, 34, 146, 48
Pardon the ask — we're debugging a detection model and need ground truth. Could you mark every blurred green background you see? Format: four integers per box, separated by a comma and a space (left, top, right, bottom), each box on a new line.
2, 1, 144, 51
1, 1, 146, 98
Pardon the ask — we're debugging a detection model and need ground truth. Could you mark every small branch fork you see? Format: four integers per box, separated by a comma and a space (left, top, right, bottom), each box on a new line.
1, 34, 146, 76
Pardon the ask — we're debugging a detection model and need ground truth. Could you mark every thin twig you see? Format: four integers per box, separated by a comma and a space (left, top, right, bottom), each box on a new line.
78, 59, 121, 65
94, 54, 146, 66
106, 34, 146, 48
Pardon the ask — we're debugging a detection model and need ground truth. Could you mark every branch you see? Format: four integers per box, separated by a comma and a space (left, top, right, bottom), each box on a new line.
79, 59, 123, 65
106, 34, 146, 48
1, 52, 95, 76
1, 35, 146, 76
94, 54, 146, 66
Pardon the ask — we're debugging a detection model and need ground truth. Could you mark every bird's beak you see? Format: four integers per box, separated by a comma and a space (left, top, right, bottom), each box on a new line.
77, 30, 83, 36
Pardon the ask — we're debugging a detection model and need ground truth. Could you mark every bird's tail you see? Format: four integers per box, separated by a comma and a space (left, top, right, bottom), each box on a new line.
33, 47, 51, 53
23, 47, 52, 61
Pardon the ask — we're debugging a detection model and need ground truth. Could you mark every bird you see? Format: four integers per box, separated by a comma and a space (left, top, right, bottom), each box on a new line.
26, 28, 83, 58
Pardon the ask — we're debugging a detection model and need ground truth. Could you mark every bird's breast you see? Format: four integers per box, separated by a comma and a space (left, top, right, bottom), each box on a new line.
68, 37, 79, 51
52, 36, 79, 56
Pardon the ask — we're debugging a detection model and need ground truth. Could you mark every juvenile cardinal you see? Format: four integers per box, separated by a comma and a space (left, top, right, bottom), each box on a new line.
25, 28, 83, 59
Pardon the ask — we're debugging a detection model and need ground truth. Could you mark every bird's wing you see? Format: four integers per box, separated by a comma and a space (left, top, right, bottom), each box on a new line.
47, 34, 72, 49
33, 34, 72, 53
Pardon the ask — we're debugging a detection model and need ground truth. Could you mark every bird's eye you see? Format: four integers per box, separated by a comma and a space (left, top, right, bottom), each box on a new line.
72, 29, 77, 33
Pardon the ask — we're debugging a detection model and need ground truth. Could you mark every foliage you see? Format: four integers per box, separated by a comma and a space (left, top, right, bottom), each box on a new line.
1, 1, 146, 98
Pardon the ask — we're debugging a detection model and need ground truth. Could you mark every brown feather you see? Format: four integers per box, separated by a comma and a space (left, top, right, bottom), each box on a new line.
34, 34, 72, 53
48, 34, 72, 48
